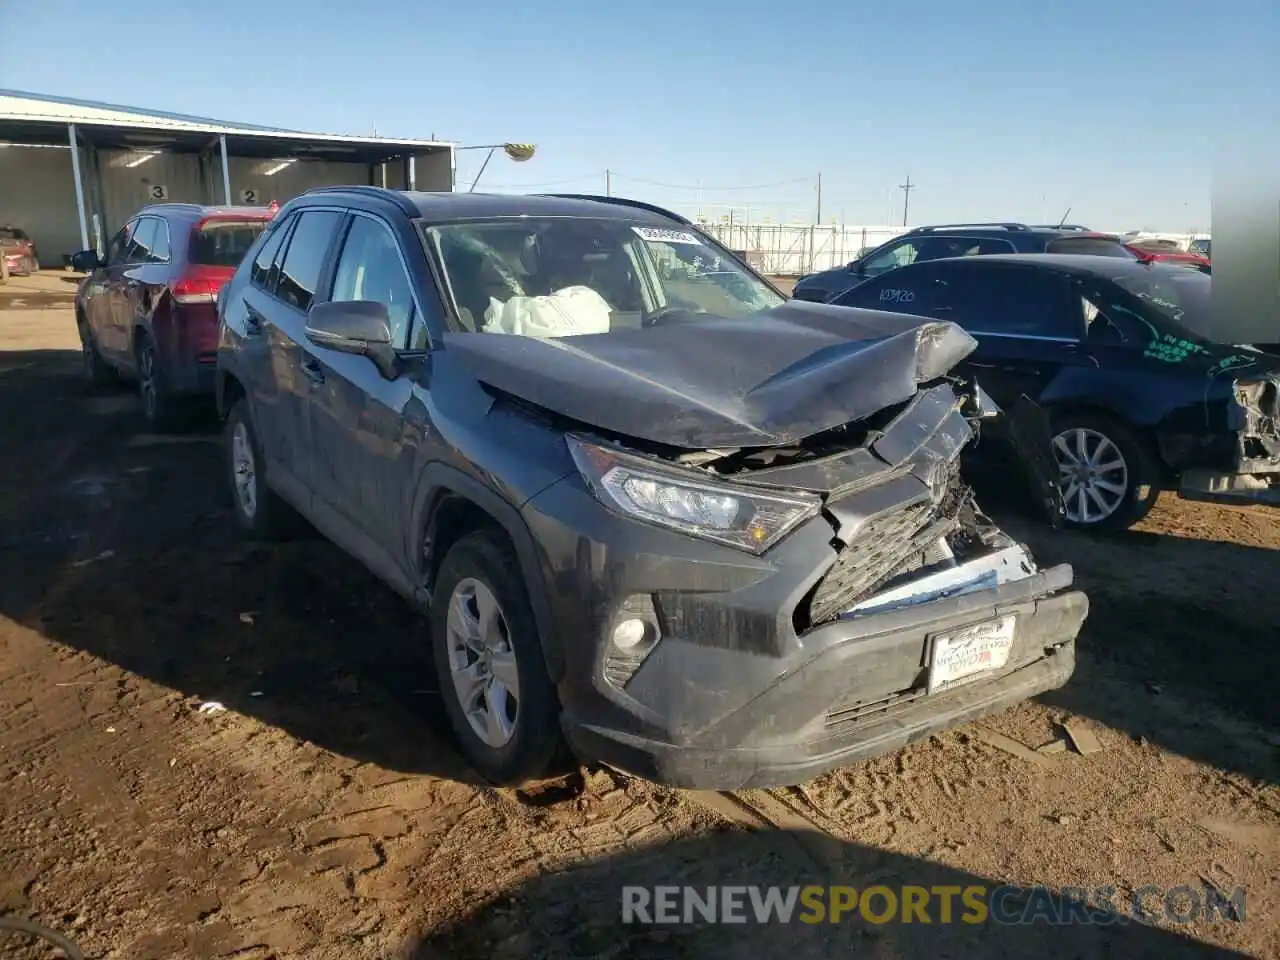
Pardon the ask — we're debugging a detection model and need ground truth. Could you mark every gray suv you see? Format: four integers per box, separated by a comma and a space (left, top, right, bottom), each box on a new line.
215, 187, 1088, 790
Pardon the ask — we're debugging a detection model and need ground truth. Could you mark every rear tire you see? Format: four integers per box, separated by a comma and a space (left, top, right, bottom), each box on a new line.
1051, 412, 1161, 531
431, 528, 562, 784
78, 318, 114, 386
136, 334, 182, 431
225, 398, 300, 540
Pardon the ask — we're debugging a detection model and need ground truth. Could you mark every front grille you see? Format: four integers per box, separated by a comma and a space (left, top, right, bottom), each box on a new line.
806, 470, 965, 625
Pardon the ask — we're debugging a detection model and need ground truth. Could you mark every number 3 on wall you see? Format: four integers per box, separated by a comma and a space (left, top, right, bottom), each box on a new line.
149, 184, 169, 201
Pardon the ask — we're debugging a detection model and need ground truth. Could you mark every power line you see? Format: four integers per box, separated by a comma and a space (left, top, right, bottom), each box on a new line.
609, 171, 816, 192
477, 173, 604, 189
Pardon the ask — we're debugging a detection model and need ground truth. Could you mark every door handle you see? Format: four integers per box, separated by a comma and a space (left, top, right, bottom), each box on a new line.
301, 356, 325, 385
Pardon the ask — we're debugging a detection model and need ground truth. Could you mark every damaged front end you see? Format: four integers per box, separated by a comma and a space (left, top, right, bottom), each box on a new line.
1180, 376, 1280, 507
550, 371, 1086, 789
587, 375, 1066, 631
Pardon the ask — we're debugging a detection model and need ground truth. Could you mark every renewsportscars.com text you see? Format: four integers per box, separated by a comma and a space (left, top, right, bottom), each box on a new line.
621, 884, 1245, 926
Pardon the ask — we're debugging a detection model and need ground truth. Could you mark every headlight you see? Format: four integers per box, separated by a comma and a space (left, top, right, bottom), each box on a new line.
567, 436, 821, 554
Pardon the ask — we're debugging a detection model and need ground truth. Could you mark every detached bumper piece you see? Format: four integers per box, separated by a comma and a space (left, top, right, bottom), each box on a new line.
1179, 463, 1280, 507
1179, 378, 1280, 507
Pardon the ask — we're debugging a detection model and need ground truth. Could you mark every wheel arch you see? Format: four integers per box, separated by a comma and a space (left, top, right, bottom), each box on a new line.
412, 464, 564, 681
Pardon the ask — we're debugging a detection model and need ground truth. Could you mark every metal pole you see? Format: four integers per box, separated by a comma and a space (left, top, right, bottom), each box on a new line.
67, 124, 89, 251
468, 147, 497, 192
816, 172, 822, 225
606, 169, 611, 196
219, 134, 232, 205
409, 155, 417, 190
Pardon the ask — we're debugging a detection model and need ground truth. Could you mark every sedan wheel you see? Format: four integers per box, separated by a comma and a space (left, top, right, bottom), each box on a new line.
445, 577, 521, 749
1052, 426, 1129, 525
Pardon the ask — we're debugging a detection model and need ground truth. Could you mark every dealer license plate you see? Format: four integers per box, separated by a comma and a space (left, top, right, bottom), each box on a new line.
927, 616, 1015, 695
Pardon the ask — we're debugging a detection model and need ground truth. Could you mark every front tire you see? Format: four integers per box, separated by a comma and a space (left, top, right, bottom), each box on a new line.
431, 528, 562, 784
1051, 413, 1161, 531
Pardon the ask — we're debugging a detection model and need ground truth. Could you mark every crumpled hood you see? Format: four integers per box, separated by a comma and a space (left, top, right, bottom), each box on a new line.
442, 300, 978, 449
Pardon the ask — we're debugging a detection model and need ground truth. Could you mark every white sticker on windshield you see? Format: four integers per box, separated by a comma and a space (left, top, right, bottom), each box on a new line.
632, 226, 703, 246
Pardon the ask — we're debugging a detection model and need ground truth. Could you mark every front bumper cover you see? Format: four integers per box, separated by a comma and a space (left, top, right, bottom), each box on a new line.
549, 538, 1086, 789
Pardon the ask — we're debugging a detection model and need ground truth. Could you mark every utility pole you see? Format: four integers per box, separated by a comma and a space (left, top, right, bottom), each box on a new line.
899, 175, 915, 227
816, 172, 822, 224
606, 169, 611, 196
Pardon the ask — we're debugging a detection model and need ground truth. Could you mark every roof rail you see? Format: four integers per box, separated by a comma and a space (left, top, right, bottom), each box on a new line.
302, 184, 419, 217
539, 193, 692, 226
908, 222, 1031, 234
1030, 223, 1092, 232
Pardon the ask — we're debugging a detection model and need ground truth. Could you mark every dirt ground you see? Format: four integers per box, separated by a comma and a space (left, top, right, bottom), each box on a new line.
0, 271, 1277, 959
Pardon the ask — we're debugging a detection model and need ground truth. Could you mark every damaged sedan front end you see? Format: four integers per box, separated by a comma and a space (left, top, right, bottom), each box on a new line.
450, 302, 1088, 790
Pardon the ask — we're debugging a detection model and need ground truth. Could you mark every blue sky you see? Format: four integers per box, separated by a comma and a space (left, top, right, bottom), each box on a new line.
2, 0, 1275, 231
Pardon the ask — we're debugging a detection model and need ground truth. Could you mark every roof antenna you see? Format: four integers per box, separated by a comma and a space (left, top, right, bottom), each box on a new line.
1055, 206, 1072, 228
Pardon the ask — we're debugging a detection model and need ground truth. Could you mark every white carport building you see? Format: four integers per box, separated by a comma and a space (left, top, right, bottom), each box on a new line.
0, 89, 456, 267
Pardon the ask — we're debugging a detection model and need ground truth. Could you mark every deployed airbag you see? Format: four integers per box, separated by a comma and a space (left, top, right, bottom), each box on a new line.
483, 285, 612, 337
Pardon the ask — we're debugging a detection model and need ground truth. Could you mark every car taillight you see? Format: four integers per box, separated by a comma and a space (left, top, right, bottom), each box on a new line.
171, 268, 227, 305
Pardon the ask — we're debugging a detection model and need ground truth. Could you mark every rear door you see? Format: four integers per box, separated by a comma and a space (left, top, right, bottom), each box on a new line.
107, 217, 159, 365
251, 208, 345, 500
929, 261, 1089, 408
304, 211, 421, 563
118, 216, 173, 370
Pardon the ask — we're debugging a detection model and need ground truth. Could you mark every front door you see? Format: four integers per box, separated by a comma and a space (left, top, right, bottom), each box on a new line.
89, 219, 136, 360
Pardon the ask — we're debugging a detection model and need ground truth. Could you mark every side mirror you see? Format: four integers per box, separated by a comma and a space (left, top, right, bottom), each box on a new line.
305, 300, 398, 379
70, 249, 104, 272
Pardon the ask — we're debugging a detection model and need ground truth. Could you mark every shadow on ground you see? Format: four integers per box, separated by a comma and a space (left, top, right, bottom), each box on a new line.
400, 828, 1251, 959
0, 348, 1275, 787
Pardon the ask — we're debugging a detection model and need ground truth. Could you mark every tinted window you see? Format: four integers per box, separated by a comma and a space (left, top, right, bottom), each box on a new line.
831, 268, 938, 317
934, 264, 1082, 338
1045, 236, 1134, 258
276, 211, 342, 311
126, 218, 158, 263
149, 218, 171, 262
331, 215, 416, 348
191, 219, 269, 267
859, 235, 1013, 279
251, 215, 292, 291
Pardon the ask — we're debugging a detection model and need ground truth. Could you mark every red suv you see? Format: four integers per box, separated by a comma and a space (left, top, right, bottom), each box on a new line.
0, 225, 38, 279
73, 204, 273, 427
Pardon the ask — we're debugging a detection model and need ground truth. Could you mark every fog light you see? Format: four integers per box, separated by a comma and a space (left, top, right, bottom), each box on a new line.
612, 618, 648, 650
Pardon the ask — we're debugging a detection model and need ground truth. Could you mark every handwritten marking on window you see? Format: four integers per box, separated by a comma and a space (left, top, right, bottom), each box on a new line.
1142, 333, 1210, 363
879, 288, 916, 305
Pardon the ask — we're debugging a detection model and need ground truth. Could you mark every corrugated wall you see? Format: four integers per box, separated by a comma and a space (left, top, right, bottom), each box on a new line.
96, 148, 206, 238
0, 144, 86, 266
2, 145, 455, 264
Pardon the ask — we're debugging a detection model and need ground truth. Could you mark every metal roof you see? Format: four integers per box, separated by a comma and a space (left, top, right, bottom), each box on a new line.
0, 88, 454, 162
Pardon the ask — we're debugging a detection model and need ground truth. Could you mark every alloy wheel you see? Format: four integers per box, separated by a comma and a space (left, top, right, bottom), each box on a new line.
1052, 427, 1129, 524
445, 577, 521, 749
231, 420, 258, 520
